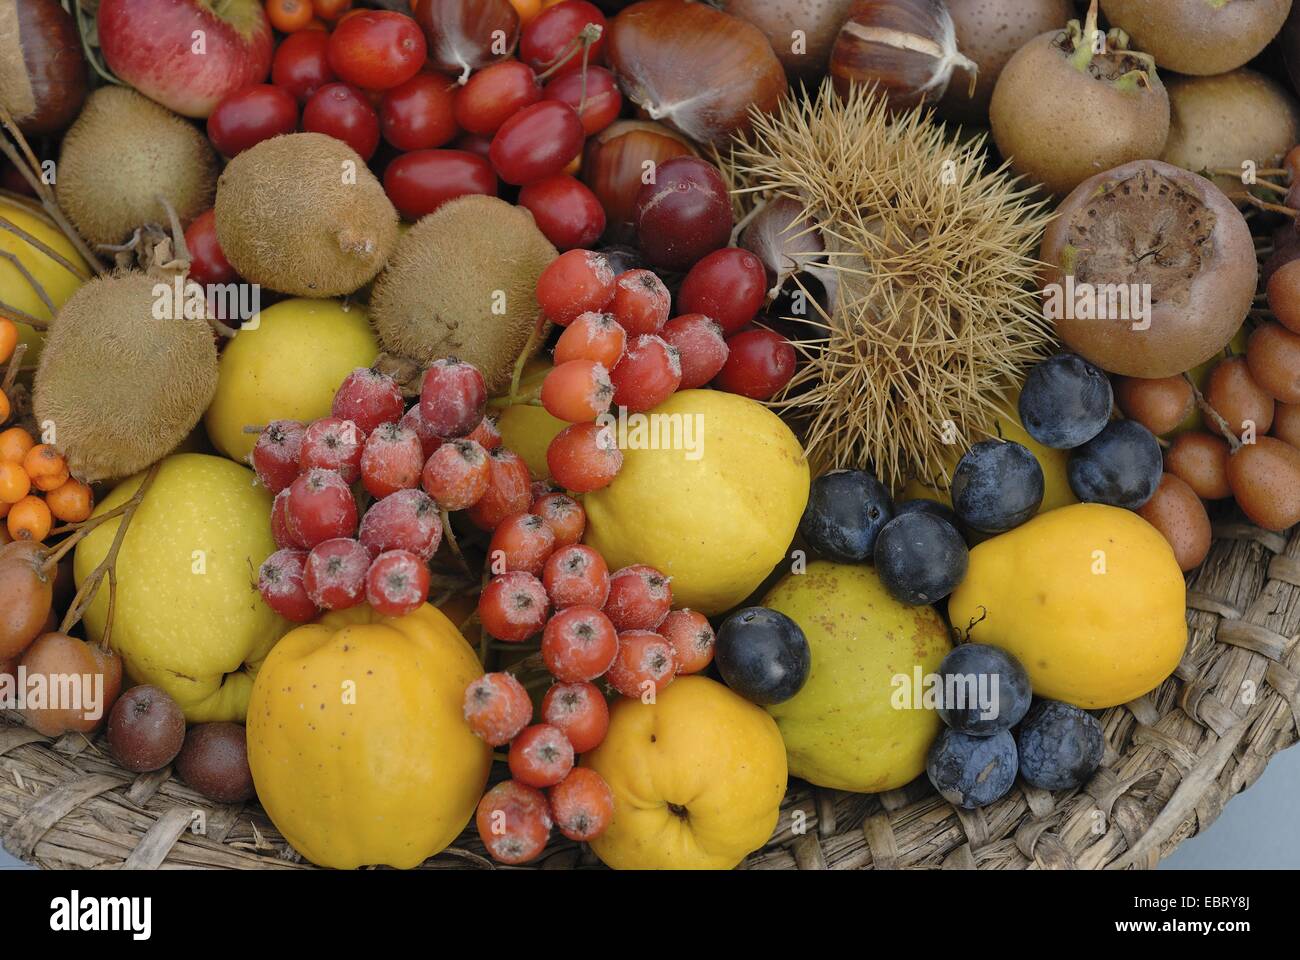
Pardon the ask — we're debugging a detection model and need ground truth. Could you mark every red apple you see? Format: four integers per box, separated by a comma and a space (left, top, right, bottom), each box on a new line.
97, 0, 274, 118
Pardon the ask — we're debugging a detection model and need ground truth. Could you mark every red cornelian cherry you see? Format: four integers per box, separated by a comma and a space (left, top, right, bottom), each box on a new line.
478, 571, 551, 642
604, 564, 672, 631
606, 630, 676, 699
303, 82, 380, 159
535, 248, 616, 325
488, 512, 557, 576
489, 99, 585, 186
677, 247, 767, 336
611, 268, 670, 335
541, 684, 610, 754
609, 334, 681, 412
476, 780, 552, 865
553, 311, 626, 367
541, 359, 614, 422
546, 421, 622, 493
508, 723, 574, 788
659, 608, 716, 674
661, 313, 729, 389
421, 438, 491, 511
543, 65, 621, 135
453, 59, 541, 136
541, 605, 617, 681
379, 72, 458, 151
520, 0, 607, 77
548, 767, 613, 842
714, 328, 796, 400
467, 448, 533, 531
518, 174, 605, 250
464, 672, 534, 746
542, 544, 609, 608
530, 491, 586, 545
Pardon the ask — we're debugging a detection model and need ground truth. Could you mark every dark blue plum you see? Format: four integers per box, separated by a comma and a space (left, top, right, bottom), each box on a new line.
895, 497, 959, 527
1067, 419, 1162, 510
926, 728, 1018, 809
1018, 354, 1114, 449
873, 511, 968, 606
799, 469, 894, 562
950, 440, 1044, 533
1016, 699, 1104, 791
935, 644, 1031, 736
715, 607, 811, 706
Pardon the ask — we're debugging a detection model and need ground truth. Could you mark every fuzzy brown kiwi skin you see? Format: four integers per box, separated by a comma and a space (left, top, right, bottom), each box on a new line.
1039, 159, 1257, 380
1101, 0, 1291, 77
368, 195, 557, 396
32, 272, 219, 482
989, 25, 1169, 197
214, 132, 399, 298
56, 87, 217, 246
1160, 69, 1300, 196
936, 0, 1075, 125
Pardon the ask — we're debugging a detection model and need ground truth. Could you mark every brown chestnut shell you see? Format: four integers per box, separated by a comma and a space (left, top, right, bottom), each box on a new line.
0, 0, 89, 136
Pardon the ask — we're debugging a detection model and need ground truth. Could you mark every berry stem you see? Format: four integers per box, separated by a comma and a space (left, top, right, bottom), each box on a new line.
1182, 372, 1242, 453
535, 23, 602, 84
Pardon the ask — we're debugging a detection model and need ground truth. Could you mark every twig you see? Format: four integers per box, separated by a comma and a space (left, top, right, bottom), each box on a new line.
440, 508, 473, 578
2, 342, 26, 394
0, 217, 91, 281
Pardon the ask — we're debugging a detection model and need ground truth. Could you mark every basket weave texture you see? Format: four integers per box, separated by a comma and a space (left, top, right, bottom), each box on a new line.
2, 517, 1297, 870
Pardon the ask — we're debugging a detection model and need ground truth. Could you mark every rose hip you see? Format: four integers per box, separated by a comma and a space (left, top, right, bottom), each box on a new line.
541, 606, 617, 681
535, 249, 615, 325
475, 780, 552, 865
364, 549, 430, 617
466, 449, 532, 531
286, 469, 358, 547
303, 537, 370, 609
541, 359, 614, 423
332, 367, 404, 434
553, 311, 626, 368
422, 438, 491, 511
546, 422, 622, 493
420, 358, 487, 438
464, 672, 533, 746
606, 630, 676, 699
488, 512, 557, 577
508, 723, 574, 788
359, 423, 424, 498
357, 488, 443, 560
604, 564, 672, 631
478, 571, 551, 642
258, 548, 318, 622
548, 767, 614, 841
541, 682, 610, 753
542, 544, 608, 608
659, 608, 715, 674
661, 314, 729, 389
714, 329, 796, 399
677, 247, 767, 335
467, 416, 501, 451
611, 269, 670, 335
399, 404, 443, 459
530, 492, 586, 545
271, 488, 305, 549
300, 417, 365, 484
252, 420, 306, 494
609, 334, 682, 412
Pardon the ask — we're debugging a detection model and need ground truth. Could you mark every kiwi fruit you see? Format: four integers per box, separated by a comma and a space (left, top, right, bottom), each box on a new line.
1101, 0, 1291, 77
57, 86, 217, 247
214, 132, 399, 297
989, 4, 1169, 196
1040, 160, 1257, 379
33, 272, 219, 482
369, 195, 557, 395
937, 0, 1075, 125
1160, 69, 1300, 197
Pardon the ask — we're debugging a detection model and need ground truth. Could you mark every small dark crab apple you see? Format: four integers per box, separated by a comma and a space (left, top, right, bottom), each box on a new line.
989, 0, 1169, 196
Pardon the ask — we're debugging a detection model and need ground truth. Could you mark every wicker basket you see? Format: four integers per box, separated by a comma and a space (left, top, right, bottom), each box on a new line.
1, 514, 1296, 870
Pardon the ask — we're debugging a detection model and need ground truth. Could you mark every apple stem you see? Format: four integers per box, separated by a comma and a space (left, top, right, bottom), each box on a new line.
58, 461, 161, 641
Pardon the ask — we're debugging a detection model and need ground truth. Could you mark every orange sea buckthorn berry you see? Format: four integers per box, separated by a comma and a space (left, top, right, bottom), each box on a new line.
0, 318, 17, 364
0, 426, 34, 463
45, 478, 93, 523
0, 387, 9, 425
0, 461, 29, 504
7, 495, 51, 543
22, 444, 68, 492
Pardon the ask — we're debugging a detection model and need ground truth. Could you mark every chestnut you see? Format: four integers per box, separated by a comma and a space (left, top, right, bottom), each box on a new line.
720, 0, 857, 83
414, 0, 520, 83
830, 0, 977, 112
0, 0, 89, 136
582, 119, 696, 244
607, 0, 787, 146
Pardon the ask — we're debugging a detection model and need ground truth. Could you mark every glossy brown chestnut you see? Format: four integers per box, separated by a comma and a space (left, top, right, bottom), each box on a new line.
0, 0, 89, 135
581, 119, 696, 244
414, 0, 520, 83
